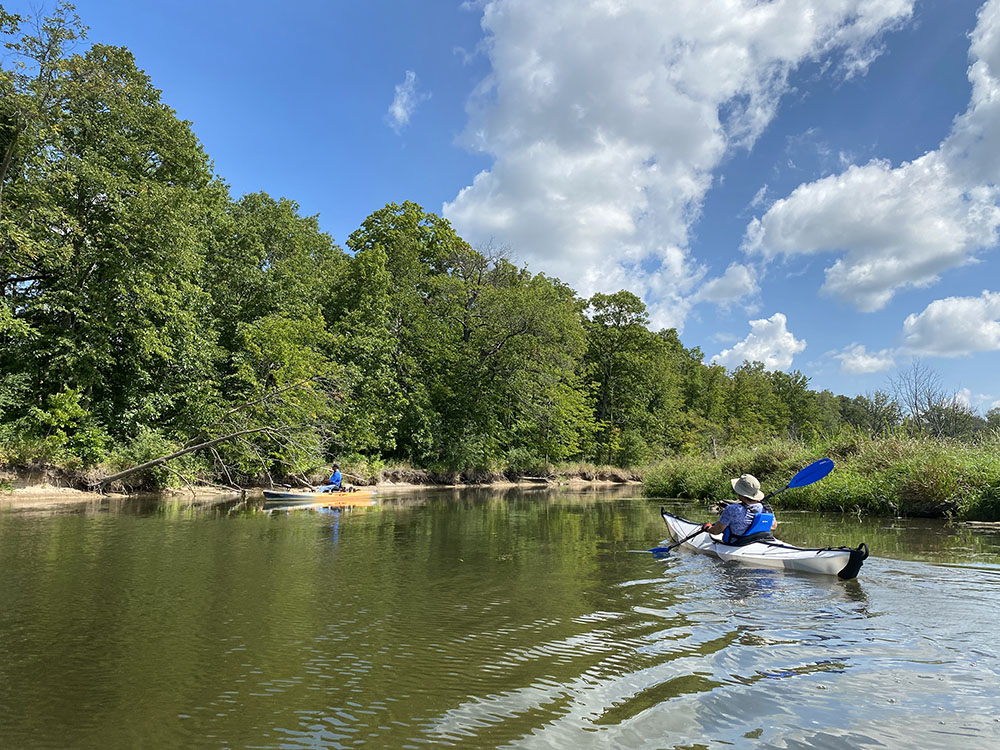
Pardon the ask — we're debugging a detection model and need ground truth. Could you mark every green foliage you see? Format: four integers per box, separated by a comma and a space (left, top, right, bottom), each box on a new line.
105, 427, 208, 489
505, 447, 554, 478
986, 407, 1000, 433
328, 453, 385, 486
0, 387, 111, 466
584, 292, 685, 465
643, 455, 730, 500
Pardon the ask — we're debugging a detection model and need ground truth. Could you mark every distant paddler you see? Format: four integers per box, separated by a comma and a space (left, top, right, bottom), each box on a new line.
317, 463, 343, 492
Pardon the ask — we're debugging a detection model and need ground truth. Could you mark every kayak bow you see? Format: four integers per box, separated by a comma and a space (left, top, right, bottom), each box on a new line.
660, 508, 868, 580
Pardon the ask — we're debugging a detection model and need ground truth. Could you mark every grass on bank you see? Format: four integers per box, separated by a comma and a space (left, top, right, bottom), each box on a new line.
642, 433, 1000, 521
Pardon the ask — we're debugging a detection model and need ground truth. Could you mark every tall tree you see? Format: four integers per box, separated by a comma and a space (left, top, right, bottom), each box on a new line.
1, 7, 224, 447
584, 292, 683, 465
725, 362, 786, 443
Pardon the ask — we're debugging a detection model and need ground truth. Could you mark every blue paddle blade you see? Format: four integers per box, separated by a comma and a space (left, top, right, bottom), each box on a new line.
787, 458, 834, 488
648, 547, 672, 559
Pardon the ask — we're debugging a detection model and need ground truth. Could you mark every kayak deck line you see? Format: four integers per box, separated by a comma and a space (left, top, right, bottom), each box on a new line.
660, 508, 869, 580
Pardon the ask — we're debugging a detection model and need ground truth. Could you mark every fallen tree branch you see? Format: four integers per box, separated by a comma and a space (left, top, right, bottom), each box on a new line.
92, 427, 272, 490
162, 464, 197, 498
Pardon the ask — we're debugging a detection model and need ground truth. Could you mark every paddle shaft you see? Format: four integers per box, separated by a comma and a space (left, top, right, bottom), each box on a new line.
762, 486, 787, 502
649, 525, 708, 555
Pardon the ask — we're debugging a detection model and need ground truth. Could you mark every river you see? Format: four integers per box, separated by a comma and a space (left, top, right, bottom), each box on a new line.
1, 486, 998, 749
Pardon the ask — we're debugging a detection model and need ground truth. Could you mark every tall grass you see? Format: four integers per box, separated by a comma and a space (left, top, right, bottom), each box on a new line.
643, 433, 1000, 520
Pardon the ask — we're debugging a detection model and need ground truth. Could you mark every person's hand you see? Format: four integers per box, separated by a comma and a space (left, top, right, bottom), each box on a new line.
702, 522, 713, 531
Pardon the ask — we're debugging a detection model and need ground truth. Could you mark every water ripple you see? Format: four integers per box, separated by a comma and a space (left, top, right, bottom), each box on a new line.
2, 495, 999, 749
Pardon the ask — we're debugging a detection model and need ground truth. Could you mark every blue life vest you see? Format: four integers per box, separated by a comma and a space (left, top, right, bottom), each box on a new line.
722, 510, 775, 544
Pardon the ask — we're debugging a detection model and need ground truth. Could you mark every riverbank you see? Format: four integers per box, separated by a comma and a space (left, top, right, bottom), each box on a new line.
0, 463, 642, 511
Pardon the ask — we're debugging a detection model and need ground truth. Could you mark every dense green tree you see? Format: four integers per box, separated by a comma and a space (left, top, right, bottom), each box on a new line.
923, 400, 985, 440
207, 192, 345, 344
334, 243, 408, 456
1, 6, 223, 450
813, 390, 844, 436
459, 265, 591, 468
768, 369, 821, 440
839, 391, 902, 437
583, 292, 684, 465
341, 202, 461, 464
337, 204, 597, 472
671, 341, 729, 454
725, 362, 786, 443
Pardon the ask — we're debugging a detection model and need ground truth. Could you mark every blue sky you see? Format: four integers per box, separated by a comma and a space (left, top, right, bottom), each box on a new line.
13, 0, 1000, 411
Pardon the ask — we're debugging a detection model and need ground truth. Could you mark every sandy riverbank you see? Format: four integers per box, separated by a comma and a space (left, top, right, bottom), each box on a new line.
0, 485, 103, 512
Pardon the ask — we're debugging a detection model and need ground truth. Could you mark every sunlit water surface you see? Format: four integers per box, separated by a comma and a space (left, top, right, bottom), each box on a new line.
1, 487, 998, 749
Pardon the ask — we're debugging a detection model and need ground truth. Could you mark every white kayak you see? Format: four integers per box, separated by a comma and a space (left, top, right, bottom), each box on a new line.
660, 508, 869, 580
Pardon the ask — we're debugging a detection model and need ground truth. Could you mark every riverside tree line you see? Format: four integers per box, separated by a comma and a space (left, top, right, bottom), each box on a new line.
3, 5, 999, 498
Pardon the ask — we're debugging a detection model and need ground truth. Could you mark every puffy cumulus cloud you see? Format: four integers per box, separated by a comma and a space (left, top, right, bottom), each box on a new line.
445, 0, 913, 330
712, 312, 806, 370
746, 0, 1000, 312
744, 154, 1000, 311
386, 71, 428, 132
693, 263, 760, 306
835, 343, 896, 374
900, 290, 1000, 356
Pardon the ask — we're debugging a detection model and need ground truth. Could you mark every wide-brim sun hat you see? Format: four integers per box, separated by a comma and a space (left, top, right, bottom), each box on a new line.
731, 473, 764, 501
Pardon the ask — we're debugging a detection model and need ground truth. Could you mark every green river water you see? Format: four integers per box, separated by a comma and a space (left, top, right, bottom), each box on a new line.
1, 486, 998, 749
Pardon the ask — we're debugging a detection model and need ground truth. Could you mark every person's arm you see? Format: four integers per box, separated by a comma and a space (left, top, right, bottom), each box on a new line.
705, 504, 739, 535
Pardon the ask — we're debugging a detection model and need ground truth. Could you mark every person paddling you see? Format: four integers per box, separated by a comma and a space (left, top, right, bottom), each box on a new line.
702, 473, 776, 544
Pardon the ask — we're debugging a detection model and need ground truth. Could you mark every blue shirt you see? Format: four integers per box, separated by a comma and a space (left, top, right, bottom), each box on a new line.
329, 469, 342, 487
718, 502, 763, 536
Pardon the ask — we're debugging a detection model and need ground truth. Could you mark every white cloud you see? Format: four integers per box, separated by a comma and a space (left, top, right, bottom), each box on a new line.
900, 289, 1000, 356
693, 262, 759, 306
445, 0, 913, 330
835, 343, 895, 374
386, 70, 428, 132
712, 312, 806, 370
745, 0, 1000, 311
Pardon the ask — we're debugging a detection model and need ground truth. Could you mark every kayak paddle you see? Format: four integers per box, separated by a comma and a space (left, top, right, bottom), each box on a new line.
646, 458, 835, 557
761, 457, 834, 502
